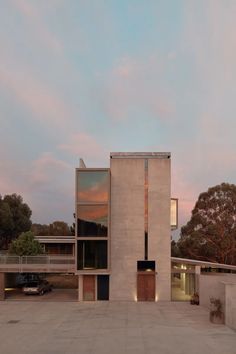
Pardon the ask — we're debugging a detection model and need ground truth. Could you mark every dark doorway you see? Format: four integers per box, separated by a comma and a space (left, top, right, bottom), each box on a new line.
97, 275, 109, 300
137, 272, 155, 301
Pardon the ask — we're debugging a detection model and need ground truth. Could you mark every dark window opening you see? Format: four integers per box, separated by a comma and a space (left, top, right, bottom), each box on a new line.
97, 275, 109, 300
44, 244, 73, 255
77, 241, 107, 270
137, 260, 155, 272
144, 232, 148, 260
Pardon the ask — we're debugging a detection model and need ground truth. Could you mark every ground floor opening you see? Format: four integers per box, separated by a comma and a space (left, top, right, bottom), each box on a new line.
4, 273, 78, 302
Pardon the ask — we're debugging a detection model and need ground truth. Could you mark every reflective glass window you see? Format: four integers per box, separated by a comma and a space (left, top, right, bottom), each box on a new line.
77, 171, 109, 203
77, 205, 108, 236
77, 241, 107, 270
171, 199, 178, 229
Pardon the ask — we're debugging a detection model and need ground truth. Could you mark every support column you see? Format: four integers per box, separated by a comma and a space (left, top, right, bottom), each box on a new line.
0, 273, 5, 301
78, 275, 83, 301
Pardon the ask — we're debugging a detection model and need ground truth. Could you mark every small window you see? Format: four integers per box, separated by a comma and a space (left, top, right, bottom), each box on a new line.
137, 260, 155, 271
171, 198, 178, 230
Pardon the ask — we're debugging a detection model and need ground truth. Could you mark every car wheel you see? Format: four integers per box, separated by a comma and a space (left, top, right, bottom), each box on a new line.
39, 290, 44, 296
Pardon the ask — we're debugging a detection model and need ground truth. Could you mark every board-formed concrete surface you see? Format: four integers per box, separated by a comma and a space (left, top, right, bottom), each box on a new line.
0, 301, 235, 354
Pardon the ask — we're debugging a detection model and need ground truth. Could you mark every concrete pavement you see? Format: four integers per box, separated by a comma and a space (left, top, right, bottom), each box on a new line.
0, 301, 235, 354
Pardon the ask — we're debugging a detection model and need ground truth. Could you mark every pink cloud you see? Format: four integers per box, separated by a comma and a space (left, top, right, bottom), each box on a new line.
29, 152, 71, 187
100, 55, 174, 121
13, 0, 63, 53
0, 63, 72, 129
58, 133, 107, 164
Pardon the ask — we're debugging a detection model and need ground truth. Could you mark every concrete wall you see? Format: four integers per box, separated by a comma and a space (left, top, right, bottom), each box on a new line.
110, 158, 145, 300
199, 274, 236, 309
45, 274, 78, 289
149, 158, 171, 301
110, 156, 171, 301
225, 283, 236, 330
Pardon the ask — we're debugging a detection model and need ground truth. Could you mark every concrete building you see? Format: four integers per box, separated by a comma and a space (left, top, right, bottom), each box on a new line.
0, 150, 236, 328
76, 152, 176, 301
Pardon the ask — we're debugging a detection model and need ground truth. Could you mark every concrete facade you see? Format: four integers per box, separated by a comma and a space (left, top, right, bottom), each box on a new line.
110, 158, 145, 301
148, 158, 171, 301
110, 153, 171, 301
75, 152, 172, 301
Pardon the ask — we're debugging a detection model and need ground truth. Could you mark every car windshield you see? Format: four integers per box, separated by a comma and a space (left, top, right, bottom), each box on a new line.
26, 282, 39, 287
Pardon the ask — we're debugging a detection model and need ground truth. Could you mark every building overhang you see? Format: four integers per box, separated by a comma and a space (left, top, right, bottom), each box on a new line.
171, 257, 236, 271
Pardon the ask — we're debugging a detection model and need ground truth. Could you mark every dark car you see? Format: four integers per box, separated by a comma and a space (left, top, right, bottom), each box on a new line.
23, 280, 52, 295
16, 273, 41, 288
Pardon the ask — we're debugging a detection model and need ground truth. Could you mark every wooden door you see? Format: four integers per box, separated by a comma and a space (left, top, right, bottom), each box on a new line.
137, 272, 155, 301
83, 275, 95, 301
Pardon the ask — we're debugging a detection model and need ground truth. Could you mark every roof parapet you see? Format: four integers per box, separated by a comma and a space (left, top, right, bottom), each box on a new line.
110, 152, 171, 159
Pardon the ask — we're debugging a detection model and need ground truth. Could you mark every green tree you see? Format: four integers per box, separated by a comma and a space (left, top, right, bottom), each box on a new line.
8, 231, 44, 256
178, 183, 236, 265
49, 221, 71, 236
0, 194, 32, 249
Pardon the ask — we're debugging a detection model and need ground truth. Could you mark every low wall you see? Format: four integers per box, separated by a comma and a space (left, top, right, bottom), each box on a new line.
199, 274, 236, 310
225, 283, 236, 330
199, 273, 236, 329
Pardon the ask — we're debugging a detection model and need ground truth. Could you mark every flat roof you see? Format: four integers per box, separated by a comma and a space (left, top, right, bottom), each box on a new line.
171, 257, 236, 271
35, 235, 75, 244
110, 152, 171, 159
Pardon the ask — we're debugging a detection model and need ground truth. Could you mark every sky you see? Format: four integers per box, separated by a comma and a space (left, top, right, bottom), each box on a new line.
1, 0, 236, 238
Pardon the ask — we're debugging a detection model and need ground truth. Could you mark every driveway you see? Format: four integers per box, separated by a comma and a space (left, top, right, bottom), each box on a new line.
0, 301, 235, 354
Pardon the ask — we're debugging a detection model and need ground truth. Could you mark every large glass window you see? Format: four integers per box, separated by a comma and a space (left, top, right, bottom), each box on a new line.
171, 273, 195, 301
77, 205, 108, 237
77, 241, 107, 270
77, 171, 109, 203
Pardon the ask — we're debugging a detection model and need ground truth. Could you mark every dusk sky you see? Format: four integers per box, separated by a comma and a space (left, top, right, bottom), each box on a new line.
1, 1, 236, 238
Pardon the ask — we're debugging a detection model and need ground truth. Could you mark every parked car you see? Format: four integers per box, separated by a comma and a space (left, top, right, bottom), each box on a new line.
16, 273, 41, 288
23, 280, 52, 295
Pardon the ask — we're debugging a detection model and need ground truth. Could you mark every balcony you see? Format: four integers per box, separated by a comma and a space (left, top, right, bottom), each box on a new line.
0, 255, 76, 273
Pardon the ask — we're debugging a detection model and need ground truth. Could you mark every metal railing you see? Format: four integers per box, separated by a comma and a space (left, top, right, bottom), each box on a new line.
0, 255, 76, 273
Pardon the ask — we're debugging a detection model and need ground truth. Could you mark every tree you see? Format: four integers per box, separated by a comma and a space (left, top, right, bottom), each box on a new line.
0, 194, 32, 249
178, 183, 236, 265
31, 223, 50, 236
48, 221, 72, 236
8, 231, 44, 256
32, 221, 74, 236
171, 240, 181, 257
